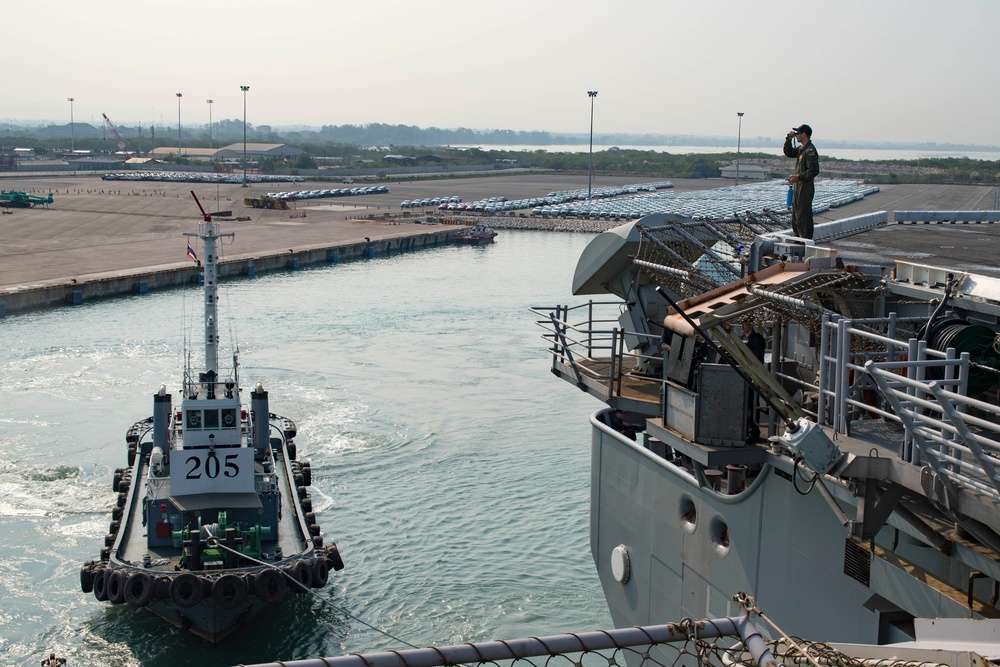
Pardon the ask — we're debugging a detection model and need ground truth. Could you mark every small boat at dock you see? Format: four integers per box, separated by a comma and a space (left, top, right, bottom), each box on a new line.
455, 223, 497, 245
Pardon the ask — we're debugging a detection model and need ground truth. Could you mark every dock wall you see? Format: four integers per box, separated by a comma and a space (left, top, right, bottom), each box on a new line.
0, 228, 455, 318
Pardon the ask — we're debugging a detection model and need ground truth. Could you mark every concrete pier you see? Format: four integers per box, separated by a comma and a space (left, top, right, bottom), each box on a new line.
0, 229, 454, 315
2, 173, 998, 316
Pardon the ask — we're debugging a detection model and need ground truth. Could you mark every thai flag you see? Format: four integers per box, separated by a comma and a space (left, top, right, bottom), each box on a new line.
186, 244, 198, 262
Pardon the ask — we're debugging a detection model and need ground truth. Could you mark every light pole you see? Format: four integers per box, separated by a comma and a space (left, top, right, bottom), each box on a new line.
587, 90, 598, 200
176, 92, 182, 159
240, 85, 250, 186
206, 99, 214, 150
735, 112, 744, 186
67, 97, 75, 155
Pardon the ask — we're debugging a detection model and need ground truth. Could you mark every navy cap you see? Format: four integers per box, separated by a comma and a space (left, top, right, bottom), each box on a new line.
792, 124, 812, 137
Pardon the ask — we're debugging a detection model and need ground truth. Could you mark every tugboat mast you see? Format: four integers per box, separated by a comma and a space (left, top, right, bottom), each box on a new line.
184, 195, 234, 379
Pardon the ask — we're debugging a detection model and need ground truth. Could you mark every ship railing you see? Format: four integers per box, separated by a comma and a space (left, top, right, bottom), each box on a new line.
817, 313, 972, 438
866, 361, 1000, 502
817, 313, 1000, 502
530, 301, 665, 406
239, 615, 781, 667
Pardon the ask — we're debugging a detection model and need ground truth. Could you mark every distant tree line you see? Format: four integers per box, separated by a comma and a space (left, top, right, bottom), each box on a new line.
2, 122, 998, 185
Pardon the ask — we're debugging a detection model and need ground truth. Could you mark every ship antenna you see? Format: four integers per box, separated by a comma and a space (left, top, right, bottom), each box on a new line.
184, 191, 234, 380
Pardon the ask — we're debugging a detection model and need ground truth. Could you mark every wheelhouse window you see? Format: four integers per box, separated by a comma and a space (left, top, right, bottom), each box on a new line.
186, 410, 202, 430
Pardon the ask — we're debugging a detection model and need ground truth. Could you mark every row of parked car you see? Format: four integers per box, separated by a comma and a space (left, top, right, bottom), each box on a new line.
400, 196, 463, 208
102, 172, 304, 184
428, 183, 674, 215
529, 180, 877, 220
265, 185, 389, 201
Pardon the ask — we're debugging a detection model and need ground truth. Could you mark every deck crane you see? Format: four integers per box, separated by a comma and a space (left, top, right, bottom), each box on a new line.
102, 113, 130, 156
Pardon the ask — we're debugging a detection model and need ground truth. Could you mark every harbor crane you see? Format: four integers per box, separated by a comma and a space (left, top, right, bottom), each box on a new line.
102, 113, 131, 156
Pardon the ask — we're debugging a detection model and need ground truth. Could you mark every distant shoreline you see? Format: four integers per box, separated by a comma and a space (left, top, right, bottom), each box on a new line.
452, 144, 1000, 162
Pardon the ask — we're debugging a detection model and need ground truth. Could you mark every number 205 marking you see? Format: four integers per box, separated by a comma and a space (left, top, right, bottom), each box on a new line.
185, 454, 240, 479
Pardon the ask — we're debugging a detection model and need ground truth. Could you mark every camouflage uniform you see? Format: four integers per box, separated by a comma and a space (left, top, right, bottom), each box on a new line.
782, 137, 820, 239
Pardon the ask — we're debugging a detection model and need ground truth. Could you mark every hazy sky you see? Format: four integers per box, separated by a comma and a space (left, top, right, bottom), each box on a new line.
5, 0, 998, 146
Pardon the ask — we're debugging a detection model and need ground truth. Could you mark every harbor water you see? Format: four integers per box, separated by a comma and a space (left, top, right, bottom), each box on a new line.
0, 229, 610, 666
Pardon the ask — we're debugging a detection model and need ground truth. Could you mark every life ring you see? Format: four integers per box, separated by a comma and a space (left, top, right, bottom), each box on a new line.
107, 570, 127, 604
254, 568, 286, 603
80, 561, 95, 594
212, 574, 248, 610
288, 560, 313, 591
169, 572, 204, 608
124, 572, 155, 607
311, 558, 329, 588
92, 568, 109, 601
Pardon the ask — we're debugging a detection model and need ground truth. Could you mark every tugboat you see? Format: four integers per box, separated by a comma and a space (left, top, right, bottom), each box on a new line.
454, 223, 497, 245
79, 193, 344, 643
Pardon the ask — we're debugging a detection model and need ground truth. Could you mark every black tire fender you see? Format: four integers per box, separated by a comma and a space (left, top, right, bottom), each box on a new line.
311, 558, 329, 588
212, 574, 248, 610
80, 561, 95, 594
124, 571, 155, 607
107, 569, 127, 604
93, 568, 109, 601
288, 560, 312, 591
169, 572, 204, 608
254, 568, 286, 603
326, 542, 345, 571
154, 576, 171, 601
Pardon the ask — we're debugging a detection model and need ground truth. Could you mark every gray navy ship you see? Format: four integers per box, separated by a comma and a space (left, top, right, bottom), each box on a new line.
533, 196, 1000, 660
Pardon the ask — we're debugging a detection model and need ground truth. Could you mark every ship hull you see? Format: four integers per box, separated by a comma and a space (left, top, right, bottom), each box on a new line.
590, 417, 985, 646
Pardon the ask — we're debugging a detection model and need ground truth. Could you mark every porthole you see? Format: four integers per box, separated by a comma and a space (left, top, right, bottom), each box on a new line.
710, 515, 731, 558
679, 495, 697, 534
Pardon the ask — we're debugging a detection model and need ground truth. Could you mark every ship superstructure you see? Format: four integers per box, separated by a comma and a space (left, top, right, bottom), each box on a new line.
533, 207, 1000, 651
